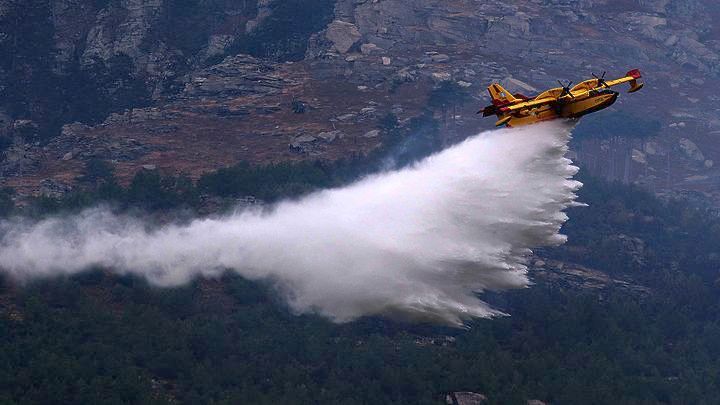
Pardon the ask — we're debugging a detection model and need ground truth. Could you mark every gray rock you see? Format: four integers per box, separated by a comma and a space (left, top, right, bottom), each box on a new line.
184, 55, 295, 98
360, 107, 377, 116
325, 20, 362, 54
678, 138, 705, 161
445, 392, 487, 405
396, 67, 418, 82
245, 0, 273, 33
631, 149, 647, 164
363, 129, 381, 138
289, 134, 320, 154
202, 34, 235, 60
432, 72, 452, 82
360, 43, 382, 55
317, 130, 344, 142
431, 53, 450, 63
644, 141, 662, 156
61, 122, 91, 137
335, 113, 357, 122
612, 234, 647, 267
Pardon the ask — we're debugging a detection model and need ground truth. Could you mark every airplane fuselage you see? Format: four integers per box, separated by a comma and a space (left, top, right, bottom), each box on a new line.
503, 90, 618, 127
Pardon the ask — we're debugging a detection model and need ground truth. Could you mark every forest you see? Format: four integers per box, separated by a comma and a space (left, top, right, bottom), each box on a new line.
1, 117, 720, 404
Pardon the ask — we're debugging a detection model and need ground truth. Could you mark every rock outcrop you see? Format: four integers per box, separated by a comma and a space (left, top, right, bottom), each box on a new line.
325, 20, 362, 54
3, 0, 720, 206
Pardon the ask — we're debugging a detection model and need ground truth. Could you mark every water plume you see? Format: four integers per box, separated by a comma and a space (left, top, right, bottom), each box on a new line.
0, 122, 581, 326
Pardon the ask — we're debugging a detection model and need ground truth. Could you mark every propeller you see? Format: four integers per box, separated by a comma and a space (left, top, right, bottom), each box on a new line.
558, 80, 575, 99
592, 71, 609, 88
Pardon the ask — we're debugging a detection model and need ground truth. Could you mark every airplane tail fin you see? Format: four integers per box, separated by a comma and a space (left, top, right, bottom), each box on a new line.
487, 83, 518, 105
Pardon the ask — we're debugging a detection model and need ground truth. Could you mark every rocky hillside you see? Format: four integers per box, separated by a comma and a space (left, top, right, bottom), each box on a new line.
2, 0, 720, 204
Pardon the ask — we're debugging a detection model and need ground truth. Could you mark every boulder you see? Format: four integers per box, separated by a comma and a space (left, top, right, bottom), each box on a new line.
360, 107, 377, 116
432, 72, 452, 82
431, 53, 450, 63
396, 67, 418, 82
203, 35, 234, 59
446, 392, 487, 405
632, 149, 647, 164
363, 129, 381, 138
678, 138, 705, 161
291, 134, 317, 145
325, 20, 362, 54
611, 234, 647, 267
61, 122, 91, 137
360, 43, 382, 55
644, 141, 661, 156
289, 134, 319, 154
335, 113, 357, 122
317, 130, 344, 142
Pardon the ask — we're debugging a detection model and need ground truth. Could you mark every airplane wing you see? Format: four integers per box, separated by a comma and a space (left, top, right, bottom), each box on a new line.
500, 96, 558, 112
598, 69, 644, 93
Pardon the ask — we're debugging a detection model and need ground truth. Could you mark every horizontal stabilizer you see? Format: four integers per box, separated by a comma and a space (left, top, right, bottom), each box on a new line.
495, 116, 512, 127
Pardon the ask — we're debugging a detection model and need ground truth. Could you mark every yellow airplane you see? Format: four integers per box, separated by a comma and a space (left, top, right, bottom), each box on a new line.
479, 70, 644, 127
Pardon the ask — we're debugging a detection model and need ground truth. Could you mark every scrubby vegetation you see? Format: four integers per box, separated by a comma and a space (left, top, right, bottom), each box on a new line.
2, 172, 720, 404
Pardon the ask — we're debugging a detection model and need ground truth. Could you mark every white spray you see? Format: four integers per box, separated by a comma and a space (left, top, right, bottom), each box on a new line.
0, 122, 581, 326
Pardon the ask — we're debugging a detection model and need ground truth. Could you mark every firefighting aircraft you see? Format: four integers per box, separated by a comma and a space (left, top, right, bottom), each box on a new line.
479, 69, 644, 127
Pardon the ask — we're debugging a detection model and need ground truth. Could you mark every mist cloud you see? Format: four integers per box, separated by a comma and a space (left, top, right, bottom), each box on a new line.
0, 122, 581, 326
